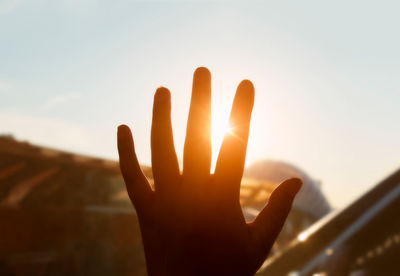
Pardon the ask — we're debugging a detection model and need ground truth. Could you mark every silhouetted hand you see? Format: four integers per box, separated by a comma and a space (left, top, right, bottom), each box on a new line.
117, 67, 301, 276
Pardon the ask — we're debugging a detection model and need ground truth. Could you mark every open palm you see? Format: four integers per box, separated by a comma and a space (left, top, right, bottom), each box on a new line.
117, 67, 301, 275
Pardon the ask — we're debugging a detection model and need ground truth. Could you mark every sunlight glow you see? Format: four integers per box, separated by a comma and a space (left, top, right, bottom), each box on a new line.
211, 109, 231, 172
207, 73, 261, 172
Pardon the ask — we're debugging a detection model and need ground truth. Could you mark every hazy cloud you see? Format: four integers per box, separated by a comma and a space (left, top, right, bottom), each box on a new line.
0, 112, 91, 153
0, 79, 11, 92
41, 92, 82, 111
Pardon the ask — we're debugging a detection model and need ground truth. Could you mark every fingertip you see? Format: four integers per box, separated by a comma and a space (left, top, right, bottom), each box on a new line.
118, 124, 133, 136
194, 66, 211, 75
117, 124, 134, 151
236, 79, 255, 104
271, 178, 302, 203
154, 86, 170, 102
238, 79, 254, 93
284, 177, 302, 195
118, 124, 130, 135
156, 86, 170, 93
194, 66, 211, 80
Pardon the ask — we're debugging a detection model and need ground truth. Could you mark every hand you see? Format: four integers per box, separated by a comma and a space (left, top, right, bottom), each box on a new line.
117, 67, 301, 275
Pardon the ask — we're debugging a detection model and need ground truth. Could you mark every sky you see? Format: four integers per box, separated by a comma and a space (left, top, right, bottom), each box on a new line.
1, 0, 399, 208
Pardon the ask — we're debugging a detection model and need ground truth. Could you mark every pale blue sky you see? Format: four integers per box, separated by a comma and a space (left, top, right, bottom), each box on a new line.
1, 0, 399, 208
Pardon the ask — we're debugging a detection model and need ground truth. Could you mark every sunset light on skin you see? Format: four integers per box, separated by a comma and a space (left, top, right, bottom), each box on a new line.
117, 67, 303, 275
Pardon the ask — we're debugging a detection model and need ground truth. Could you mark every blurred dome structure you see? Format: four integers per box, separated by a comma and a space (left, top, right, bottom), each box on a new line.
244, 160, 331, 220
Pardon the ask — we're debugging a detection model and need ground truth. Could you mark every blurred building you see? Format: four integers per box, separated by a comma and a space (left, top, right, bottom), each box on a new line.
0, 136, 147, 276
0, 136, 331, 275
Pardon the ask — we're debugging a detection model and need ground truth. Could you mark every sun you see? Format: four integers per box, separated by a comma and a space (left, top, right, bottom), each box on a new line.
210, 109, 232, 172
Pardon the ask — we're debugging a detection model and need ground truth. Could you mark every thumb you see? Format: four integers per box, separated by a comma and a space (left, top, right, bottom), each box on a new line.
250, 178, 302, 252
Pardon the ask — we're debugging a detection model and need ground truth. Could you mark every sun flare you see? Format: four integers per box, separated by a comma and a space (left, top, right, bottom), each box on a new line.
211, 109, 232, 172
